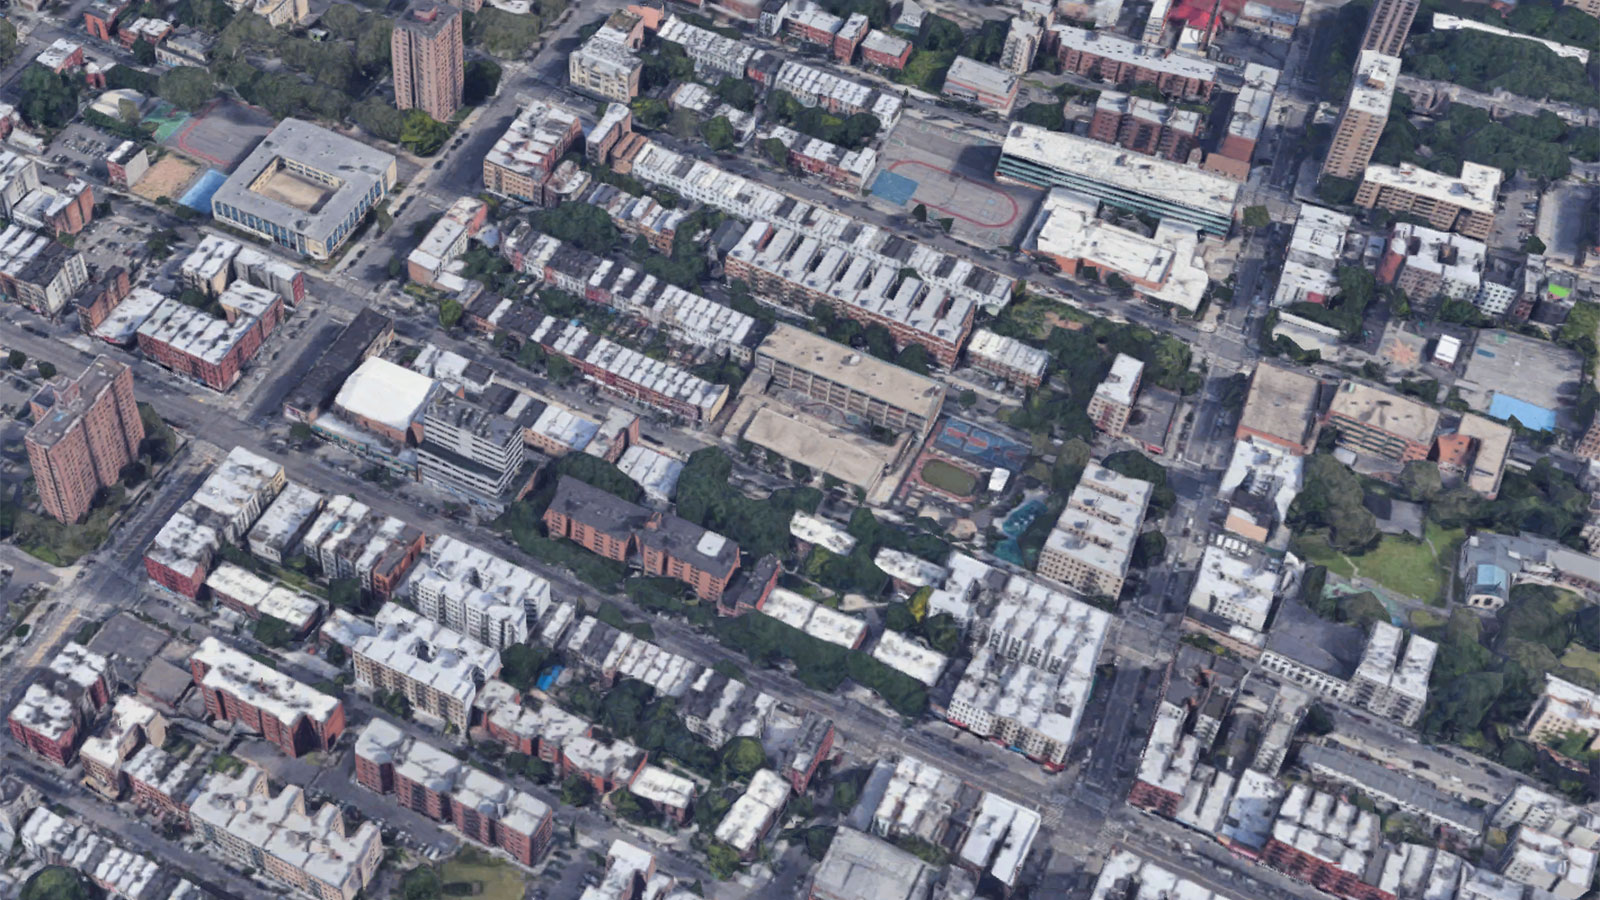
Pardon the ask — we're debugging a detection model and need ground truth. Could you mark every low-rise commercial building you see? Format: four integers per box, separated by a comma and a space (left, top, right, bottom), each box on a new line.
941, 56, 1019, 113
189, 766, 382, 900
281, 308, 395, 423
190, 637, 344, 756
810, 827, 938, 900
355, 719, 555, 864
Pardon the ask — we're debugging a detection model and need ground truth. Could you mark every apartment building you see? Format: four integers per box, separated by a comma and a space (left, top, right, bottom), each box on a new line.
246, 482, 324, 564
965, 328, 1049, 388
950, 576, 1112, 768
391, 0, 463, 123
860, 29, 912, 69
1207, 63, 1280, 179
0, 227, 90, 316
1347, 622, 1436, 727
24, 356, 143, 523
7, 644, 111, 766
657, 14, 754, 76
1525, 675, 1600, 751
545, 476, 741, 601
754, 324, 946, 439
1320, 50, 1401, 182
186, 445, 286, 542
416, 393, 528, 512
522, 314, 729, 424
1037, 463, 1153, 598
1355, 161, 1502, 240
1259, 784, 1388, 900
350, 604, 501, 730
143, 506, 219, 598
190, 637, 345, 756
1499, 827, 1598, 900
1088, 92, 1201, 162
405, 534, 550, 649
135, 284, 286, 390
726, 222, 974, 367
1361, 0, 1418, 55
568, 13, 644, 101
21, 809, 200, 900
482, 99, 584, 202
1087, 353, 1143, 437
1051, 25, 1218, 98
1327, 380, 1440, 462
355, 720, 555, 864
760, 125, 879, 191
1021, 189, 1211, 313
1186, 534, 1292, 633
714, 769, 790, 859
300, 494, 426, 601
79, 694, 168, 798
189, 767, 382, 900
206, 563, 322, 637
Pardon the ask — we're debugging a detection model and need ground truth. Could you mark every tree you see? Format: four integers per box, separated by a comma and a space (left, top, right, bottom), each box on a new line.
1242, 205, 1270, 229
325, 641, 347, 666
1524, 235, 1546, 254
20, 867, 91, 900
36, 362, 55, 380
561, 775, 595, 807
895, 343, 932, 375
400, 110, 452, 155
0, 19, 17, 66
353, 96, 406, 142
701, 116, 736, 151
132, 38, 157, 65
958, 390, 976, 408
19, 65, 80, 129
721, 736, 767, 779
760, 136, 790, 167
463, 59, 502, 106
500, 644, 548, 691
120, 461, 148, 487
328, 577, 363, 613
1300, 703, 1336, 736
705, 842, 742, 879
911, 203, 927, 222
7, 349, 25, 369
1398, 460, 1442, 502
253, 615, 293, 648
438, 298, 464, 328
400, 865, 442, 900
715, 76, 757, 111
157, 65, 216, 111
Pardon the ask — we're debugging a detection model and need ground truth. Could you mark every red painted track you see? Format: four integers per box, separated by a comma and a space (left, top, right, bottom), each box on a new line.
888, 159, 1020, 228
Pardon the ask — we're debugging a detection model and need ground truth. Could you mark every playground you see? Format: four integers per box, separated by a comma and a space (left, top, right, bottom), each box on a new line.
933, 417, 1031, 472
161, 98, 274, 171
132, 154, 200, 203
911, 454, 982, 500
871, 116, 1039, 248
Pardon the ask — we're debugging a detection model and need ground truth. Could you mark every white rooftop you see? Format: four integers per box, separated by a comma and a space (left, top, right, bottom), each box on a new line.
335, 357, 439, 433
1360, 161, 1502, 215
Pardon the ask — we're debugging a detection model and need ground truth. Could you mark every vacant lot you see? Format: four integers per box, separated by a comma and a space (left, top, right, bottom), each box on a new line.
132, 155, 200, 202
441, 852, 524, 900
1295, 522, 1464, 605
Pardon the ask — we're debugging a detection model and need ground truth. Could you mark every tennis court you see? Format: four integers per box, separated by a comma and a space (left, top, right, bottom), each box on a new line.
934, 417, 1030, 471
143, 101, 192, 142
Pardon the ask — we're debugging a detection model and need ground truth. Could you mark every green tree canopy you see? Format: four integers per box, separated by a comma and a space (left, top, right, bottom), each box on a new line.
20, 867, 91, 900
157, 65, 216, 111
19, 65, 80, 129
721, 736, 767, 779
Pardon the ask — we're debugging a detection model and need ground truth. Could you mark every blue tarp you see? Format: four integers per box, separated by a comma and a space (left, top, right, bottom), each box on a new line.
1488, 393, 1557, 432
536, 664, 564, 692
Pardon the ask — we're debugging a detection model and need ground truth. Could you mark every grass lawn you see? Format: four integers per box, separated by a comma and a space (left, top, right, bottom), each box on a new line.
920, 459, 978, 496
1409, 608, 1448, 630
441, 852, 524, 900
1561, 646, 1600, 681
1293, 522, 1464, 604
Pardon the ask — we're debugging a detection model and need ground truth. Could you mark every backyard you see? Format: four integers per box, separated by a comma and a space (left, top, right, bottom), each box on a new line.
1294, 522, 1465, 605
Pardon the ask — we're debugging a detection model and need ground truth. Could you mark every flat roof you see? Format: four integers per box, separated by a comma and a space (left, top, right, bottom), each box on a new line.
757, 323, 944, 420
1004, 124, 1239, 219
944, 55, 1019, 96
334, 356, 438, 433
191, 637, 339, 725
870, 630, 948, 686
812, 828, 936, 900
1239, 361, 1320, 446
967, 329, 1050, 380
1360, 161, 1501, 215
1345, 50, 1401, 118
1095, 353, 1144, 406
211, 118, 395, 244
1328, 380, 1441, 444
741, 404, 896, 491
1050, 24, 1219, 82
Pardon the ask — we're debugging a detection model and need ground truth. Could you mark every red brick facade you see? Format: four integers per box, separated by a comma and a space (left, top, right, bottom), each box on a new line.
136, 293, 284, 391
1057, 46, 1214, 99
144, 554, 209, 599
189, 657, 345, 757
8, 716, 81, 766
25, 357, 143, 524
356, 751, 555, 865
1261, 840, 1393, 900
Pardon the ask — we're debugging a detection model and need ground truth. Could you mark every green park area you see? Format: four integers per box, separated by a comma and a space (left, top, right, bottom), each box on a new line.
442, 851, 524, 900
919, 459, 978, 496
1293, 522, 1464, 606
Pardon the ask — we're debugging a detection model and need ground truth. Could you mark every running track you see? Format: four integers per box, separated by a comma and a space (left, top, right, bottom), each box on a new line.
887, 160, 1020, 228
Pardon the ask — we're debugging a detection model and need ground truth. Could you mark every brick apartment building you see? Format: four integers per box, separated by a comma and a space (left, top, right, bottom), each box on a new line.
6, 645, 112, 767
71, 266, 131, 335
189, 637, 346, 757
859, 30, 912, 69
355, 720, 556, 865
135, 286, 286, 391
482, 99, 583, 202
1052, 25, 1217, 99
392, 0, 464, 123
1088, 92, 1200, 162
544, 476, 741, 602
83, 0, 132, 40
24, 356, 143, 523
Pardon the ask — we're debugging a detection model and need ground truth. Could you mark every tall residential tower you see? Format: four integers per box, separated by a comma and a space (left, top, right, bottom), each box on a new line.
24, 356, 143, 523
392, 0, 464, 123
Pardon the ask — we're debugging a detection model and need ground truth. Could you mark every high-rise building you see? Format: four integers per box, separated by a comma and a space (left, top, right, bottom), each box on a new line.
24, 356, 143, 523
1320, 50, 1401, 182
392, 0, 463, 123
1361, 0, 1419, 55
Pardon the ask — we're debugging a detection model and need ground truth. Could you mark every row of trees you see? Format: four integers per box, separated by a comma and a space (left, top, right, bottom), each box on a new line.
1405, 27, 1599, 107
1373, 98, 1599, 183
675, 448, 823, 559
713, 612, 928, 716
